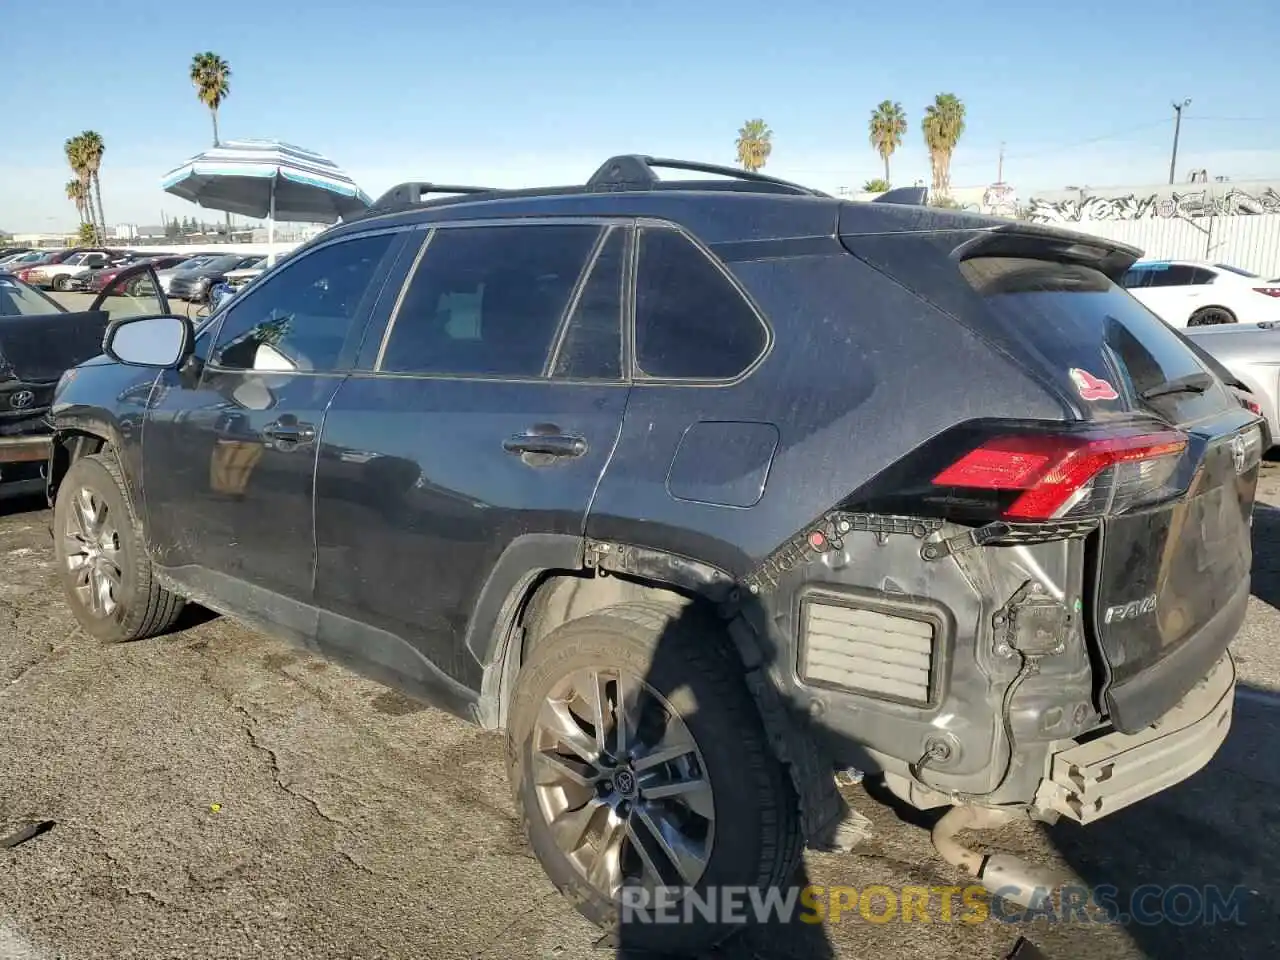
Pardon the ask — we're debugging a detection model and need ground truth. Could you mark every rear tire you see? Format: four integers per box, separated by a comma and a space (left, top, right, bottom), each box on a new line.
506, 601, 803, 954
52, 452, 185, 643
1188, 305, 1236, 326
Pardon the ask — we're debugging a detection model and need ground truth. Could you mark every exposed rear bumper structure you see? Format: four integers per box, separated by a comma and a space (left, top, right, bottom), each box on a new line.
1032, 652, 1235, 824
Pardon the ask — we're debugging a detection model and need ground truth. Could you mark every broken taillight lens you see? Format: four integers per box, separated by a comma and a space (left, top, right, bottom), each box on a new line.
932, 430, 1188, 521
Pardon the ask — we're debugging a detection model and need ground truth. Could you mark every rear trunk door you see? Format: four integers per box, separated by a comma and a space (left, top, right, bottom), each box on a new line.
841, 217, 1261, 732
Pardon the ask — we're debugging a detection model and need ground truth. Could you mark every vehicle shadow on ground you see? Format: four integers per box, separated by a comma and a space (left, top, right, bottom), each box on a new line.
1249, 503, 1280, 610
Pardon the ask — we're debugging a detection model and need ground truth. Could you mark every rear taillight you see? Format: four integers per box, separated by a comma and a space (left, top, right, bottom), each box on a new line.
932, 430, 1188, 521
1253, 287, 1280, 298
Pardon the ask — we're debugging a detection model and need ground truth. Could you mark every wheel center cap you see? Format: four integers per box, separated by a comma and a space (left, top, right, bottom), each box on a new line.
612, 768, 637, 798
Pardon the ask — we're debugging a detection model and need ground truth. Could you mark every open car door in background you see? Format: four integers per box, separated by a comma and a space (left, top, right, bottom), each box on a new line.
0, 262, 170, 384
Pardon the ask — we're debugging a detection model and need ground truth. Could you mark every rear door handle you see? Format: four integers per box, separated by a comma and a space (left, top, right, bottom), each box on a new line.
503, 432, 587, 460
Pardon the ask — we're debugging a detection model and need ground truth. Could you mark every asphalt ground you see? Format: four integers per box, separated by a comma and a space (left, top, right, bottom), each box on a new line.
0, 300, 1277, 958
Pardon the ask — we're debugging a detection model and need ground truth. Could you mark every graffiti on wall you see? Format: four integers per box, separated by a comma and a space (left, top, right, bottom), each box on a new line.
1026, 186, 1280, 223
980, 182, 1019, 218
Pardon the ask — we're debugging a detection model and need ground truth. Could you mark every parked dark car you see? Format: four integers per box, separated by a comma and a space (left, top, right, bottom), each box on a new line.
168, 254, 265, 302
45, 156, 1262, 954
0, 266, 168, 498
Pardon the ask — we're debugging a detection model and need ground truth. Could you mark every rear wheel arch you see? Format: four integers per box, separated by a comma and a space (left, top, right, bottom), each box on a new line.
478, 540, 844, 845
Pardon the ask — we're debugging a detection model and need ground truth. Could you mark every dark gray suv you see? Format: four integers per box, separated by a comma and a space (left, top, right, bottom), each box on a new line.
45, 156, 1260, 954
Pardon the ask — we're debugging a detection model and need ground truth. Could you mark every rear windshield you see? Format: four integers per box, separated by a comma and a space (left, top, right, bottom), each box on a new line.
843, 234, 1233, 423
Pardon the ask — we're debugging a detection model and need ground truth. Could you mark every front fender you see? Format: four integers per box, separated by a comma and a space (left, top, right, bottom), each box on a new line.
47, 360, 161, 507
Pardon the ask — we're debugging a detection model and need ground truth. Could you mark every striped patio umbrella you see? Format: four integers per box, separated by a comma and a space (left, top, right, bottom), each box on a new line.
161, 139, 371, 262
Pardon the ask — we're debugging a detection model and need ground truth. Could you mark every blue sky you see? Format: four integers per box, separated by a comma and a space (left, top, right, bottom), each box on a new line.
2, 0, 1278, 231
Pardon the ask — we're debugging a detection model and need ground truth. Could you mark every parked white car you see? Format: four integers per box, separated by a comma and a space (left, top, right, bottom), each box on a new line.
26, 250, 114, 291
1120, 259, 1280, 328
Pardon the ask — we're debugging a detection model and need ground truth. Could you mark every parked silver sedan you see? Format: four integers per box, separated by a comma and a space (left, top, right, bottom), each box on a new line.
1186, 320, 1280, 448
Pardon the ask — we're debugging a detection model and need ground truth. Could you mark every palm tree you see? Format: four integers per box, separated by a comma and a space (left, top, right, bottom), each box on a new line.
922, 93, 966, 198
868, 100, 907, 187
190, 52, 231, 145
64, 135, 95, 242
65, 179, 88, 226
79, 130, 107, 239
735, 119, 773, 173
863, 178, 891, 193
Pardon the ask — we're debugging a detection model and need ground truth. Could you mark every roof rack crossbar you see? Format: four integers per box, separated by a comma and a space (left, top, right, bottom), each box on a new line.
371, 182, 497, 209
586, 155, 826, 197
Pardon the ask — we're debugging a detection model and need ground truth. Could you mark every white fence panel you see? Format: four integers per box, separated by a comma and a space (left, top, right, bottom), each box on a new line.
1068, 215, 1280, 278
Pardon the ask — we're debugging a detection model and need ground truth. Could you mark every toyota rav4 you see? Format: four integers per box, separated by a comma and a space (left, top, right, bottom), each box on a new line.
45, 156, 1260, 954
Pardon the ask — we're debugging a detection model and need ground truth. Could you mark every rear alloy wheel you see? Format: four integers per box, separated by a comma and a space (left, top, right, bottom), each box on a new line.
1188, 305, 1236, 326
507, 601, 803, 954
53, 452, 185, 643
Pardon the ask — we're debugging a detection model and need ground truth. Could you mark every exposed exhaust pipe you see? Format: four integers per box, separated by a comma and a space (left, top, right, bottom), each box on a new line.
931, 805, 1071, 908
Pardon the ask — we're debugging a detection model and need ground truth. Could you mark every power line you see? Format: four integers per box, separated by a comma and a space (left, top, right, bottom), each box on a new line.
950, 118, 1173, 171
1185, 115, 1280, 123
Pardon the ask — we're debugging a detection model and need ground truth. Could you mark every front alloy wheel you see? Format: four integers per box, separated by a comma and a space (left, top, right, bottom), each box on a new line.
62, 485, 124, 618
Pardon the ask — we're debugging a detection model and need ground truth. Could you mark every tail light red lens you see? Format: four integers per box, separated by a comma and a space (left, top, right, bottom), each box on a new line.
933, 430, 1188, 520
1253, 287, 1280, 298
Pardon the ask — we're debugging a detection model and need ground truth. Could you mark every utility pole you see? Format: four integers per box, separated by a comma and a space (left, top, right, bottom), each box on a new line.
1169, 98, 1191, 184
997, 142, 1005, 183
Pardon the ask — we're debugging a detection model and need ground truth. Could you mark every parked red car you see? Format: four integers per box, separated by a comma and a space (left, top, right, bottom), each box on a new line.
76, 255, 188, 293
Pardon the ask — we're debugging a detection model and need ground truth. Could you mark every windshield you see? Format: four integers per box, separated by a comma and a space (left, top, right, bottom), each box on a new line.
0, 276, 65, 316
173, 256, 213, 271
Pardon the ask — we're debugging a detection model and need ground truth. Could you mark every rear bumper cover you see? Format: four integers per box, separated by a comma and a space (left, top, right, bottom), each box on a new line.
1033, 652, 1234, 824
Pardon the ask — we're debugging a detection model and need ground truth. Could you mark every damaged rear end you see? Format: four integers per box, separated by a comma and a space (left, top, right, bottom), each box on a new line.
768, 214, 1258, 836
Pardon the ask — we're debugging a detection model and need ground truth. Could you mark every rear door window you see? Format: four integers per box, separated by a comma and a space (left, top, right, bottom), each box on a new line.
634, 227, 768, 380
377, 223, 602, 378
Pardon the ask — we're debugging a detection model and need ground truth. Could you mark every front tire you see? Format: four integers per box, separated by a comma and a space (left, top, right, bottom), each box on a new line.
506, 601, 803, 953
52, 275, 70, 292
53, 452, 185, 643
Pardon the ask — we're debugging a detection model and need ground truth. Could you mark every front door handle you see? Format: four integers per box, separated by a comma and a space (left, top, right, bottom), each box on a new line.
262, 417, 317, 447
503, 429, 587, 462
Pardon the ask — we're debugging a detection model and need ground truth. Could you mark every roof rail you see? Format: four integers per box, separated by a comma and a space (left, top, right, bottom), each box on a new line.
370, 182, 496, 209
873, 185, 929, 206
586, 155, 828, 197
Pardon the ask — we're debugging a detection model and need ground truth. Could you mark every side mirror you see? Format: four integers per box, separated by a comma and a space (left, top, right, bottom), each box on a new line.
103, 314, 194, 369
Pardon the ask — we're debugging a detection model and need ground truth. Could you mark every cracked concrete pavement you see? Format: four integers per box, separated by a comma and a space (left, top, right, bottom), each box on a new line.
1, 463, 1280, 959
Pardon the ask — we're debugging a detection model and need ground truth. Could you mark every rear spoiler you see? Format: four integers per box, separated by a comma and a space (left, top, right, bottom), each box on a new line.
950, 222, 1143, 280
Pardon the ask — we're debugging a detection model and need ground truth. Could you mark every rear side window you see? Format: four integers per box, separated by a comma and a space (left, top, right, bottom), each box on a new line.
634, 227, 767, 380
379, 224, 600, 378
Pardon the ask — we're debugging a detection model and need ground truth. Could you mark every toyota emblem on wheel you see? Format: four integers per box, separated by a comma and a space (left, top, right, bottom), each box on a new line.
9, 390, 34, 410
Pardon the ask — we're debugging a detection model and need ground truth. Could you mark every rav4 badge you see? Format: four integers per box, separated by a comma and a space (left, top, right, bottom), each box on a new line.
1104, 594, 1158, 624
1069, 368, 1119, 402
